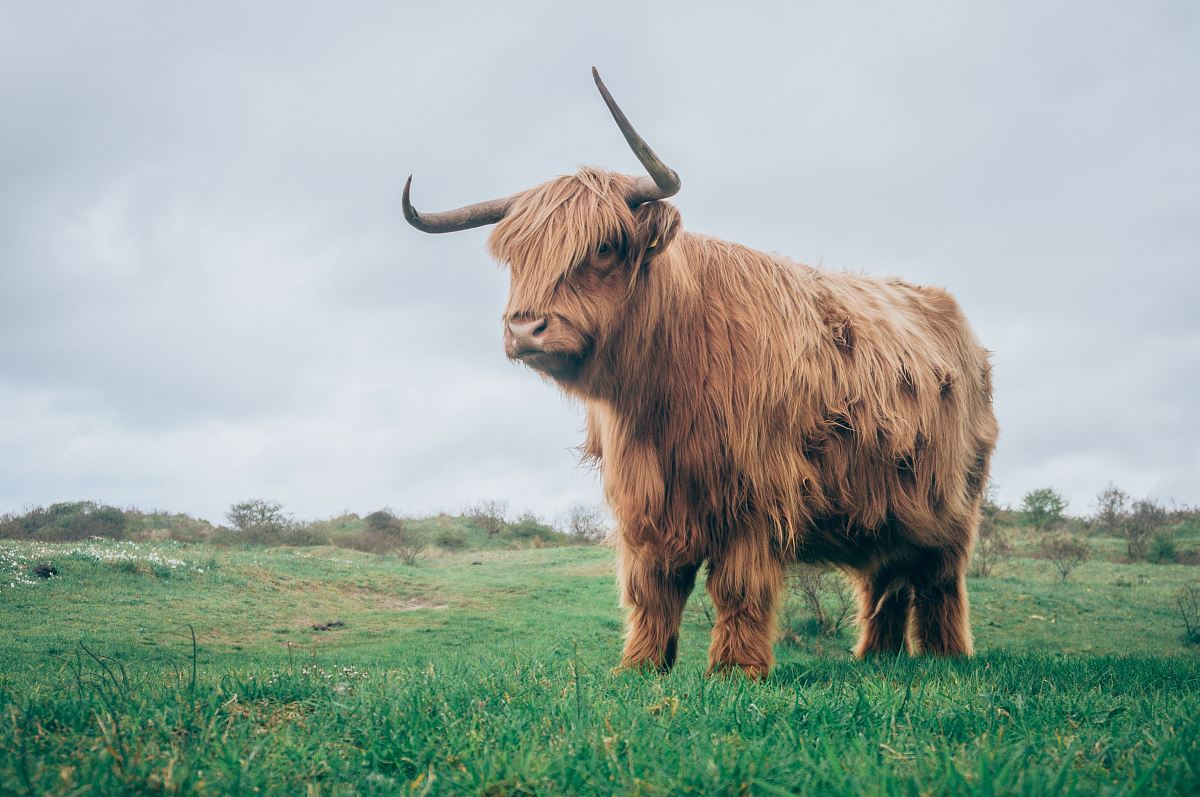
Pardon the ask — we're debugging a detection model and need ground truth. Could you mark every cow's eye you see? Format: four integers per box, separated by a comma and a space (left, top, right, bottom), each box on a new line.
597, 242, 611, 256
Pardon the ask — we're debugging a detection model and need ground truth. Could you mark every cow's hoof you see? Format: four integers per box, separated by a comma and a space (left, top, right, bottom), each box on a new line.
614, 658, 671, 676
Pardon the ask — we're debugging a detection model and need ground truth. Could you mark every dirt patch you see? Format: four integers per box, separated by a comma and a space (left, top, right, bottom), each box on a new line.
399, 597, 446, 611
337, 585, 448, 611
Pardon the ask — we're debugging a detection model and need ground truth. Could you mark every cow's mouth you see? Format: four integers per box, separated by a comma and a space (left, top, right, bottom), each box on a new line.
515, 349, 586, 381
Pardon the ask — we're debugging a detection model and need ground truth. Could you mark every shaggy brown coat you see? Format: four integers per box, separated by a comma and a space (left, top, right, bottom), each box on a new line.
485, 168, 998, 676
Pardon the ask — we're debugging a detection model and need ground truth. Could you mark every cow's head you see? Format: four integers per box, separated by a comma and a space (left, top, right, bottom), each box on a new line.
403, 68, 681, 387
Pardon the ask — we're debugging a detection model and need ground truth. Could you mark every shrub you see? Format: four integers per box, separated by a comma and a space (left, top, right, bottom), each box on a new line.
506, 511, 560, 543
71, 505, 127, 539
1092, 484, 1129, 537
1042, 535, 1091, 581
0, 501, 128, 541
224, 499, 329, 546
980, 484, 1004, 519
236, 524, 286, 546
436, 531, 467, 550
345, 510, 425, 564
970, 513, 1012, 578
1148, 531, 1178, 564
1167, 503, 1200, 534
1022, 488, 1068, 531
1124, 498, 1167, 561
466, 500, 508, 537
226, 499, 291, 535
127, 511, 218, 543
279, 523, 331, 548
780, 565, 855, 641
1176, 583, 1200, 645
563, 503, 609, 543
0, 511, 26, 538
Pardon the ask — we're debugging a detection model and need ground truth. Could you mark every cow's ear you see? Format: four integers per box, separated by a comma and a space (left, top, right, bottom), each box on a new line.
629, 201, 680, 268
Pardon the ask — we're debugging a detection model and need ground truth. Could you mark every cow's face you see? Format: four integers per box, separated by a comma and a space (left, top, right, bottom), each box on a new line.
488, 172, 680, 386
404, 71, 683, 386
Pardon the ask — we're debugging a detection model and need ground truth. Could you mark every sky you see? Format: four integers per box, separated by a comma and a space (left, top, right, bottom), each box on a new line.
1, 2, 1197, 524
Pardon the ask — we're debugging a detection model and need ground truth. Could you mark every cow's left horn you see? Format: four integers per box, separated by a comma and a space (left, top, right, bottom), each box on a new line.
402, 176, 516, 234
592, 67, 681, 206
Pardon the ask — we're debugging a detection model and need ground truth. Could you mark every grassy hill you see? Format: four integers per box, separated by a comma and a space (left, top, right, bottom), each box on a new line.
1, 534, 1199, 794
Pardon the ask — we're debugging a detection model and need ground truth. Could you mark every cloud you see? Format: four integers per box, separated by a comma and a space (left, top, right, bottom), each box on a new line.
2, 2, 1197, 522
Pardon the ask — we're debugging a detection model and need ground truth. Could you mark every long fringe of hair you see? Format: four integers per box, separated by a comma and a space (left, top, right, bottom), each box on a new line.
489, 168, 999, 563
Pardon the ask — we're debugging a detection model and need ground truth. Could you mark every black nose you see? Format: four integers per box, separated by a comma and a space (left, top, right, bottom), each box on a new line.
507, 317, 548, 353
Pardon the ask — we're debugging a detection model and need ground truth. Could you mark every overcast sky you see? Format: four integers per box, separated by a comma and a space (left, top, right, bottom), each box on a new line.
2, 2, 1197, 524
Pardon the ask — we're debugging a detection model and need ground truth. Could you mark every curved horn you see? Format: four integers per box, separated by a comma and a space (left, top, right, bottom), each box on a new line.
592, 67, 681, 206
402, 176, 516, 234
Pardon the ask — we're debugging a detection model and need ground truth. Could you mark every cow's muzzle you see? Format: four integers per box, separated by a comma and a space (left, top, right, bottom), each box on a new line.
505, 316, 548, 358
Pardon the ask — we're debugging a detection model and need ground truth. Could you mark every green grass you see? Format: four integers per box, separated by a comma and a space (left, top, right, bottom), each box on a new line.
2, 540, 1199, 795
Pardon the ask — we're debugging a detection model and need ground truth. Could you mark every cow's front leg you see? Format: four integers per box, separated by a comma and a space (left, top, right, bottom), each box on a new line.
705, 537, 784, 678
617, 547, 699, 673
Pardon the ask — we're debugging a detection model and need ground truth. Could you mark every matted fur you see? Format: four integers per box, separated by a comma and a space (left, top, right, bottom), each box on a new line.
486, 167, 998, 675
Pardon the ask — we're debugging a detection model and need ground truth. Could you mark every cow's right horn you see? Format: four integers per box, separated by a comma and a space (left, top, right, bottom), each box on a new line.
592, 67, 681, 206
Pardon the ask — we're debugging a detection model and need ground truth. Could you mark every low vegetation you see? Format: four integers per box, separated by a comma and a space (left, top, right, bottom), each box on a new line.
1042, 534, 1092, 581
342, 510, 426, 564
969, 493, 1012, 578
780, 564, 856, 642
1020, 487, 1068, 531
1177, 583, 1200, 646
0, 498, 603, 558
1125, 498, 1169, 560
2, 482, 1199, 793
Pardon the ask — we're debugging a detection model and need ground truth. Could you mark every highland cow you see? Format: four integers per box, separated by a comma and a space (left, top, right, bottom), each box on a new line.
403, 69, 998, 677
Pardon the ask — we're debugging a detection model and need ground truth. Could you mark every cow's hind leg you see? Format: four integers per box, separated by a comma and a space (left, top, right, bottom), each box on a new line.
705, 537, 784, 678
618, 549, 699, 673
852, 570, 912, 657
909, 549, 973, 656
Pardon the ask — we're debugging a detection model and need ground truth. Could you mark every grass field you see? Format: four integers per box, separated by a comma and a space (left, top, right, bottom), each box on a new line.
2, 537, 1199, 795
